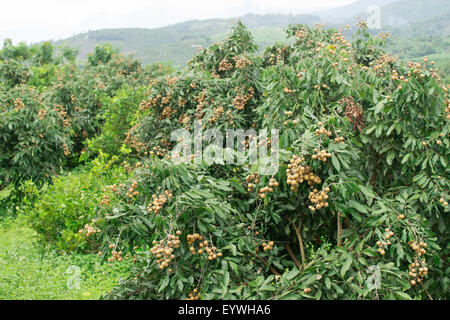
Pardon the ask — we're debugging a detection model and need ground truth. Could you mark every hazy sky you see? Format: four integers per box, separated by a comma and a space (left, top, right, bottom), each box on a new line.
0, 0, 357, 44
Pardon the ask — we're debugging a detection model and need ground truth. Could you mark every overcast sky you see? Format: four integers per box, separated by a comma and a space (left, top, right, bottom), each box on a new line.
0, 0, 357, 44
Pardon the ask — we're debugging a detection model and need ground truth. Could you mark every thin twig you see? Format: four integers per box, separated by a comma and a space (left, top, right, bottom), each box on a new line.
337, 211, 342, 247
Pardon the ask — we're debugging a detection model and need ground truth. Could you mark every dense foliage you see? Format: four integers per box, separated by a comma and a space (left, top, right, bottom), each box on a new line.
92, 22, 449, 300
1, 21, 448, 300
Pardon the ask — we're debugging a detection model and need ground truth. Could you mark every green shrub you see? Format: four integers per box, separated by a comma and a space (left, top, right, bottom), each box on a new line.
25, 154, 127, 252
86, 85, 147, 158
0, 86, 72, 188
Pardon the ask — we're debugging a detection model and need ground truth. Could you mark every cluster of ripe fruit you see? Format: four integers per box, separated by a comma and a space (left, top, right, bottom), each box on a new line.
149, 145, 167, 157
100, 194, 111, 206
147, 190, 173, 215
286, 155, 322, 192
261, 241, 275, 251
376, 228, 394, 255
218, 58, 233, 72
233, 55, 251, 69
151, 231, 182, 270
312, 148, 332, 162
232, 86, 254, 111
410, 240, 427, 257
409, 258, 428, 286
186, 288, 201, 300
126, 180, 139, 199
440, 198, 449, 207
258, 178, 279, 199
245, 174, 260, 192
79, 223, 100, 237
315, 123, 332, 137
107, 243, 124, 262
187, 233, 222, 261
308, 187, 330, 212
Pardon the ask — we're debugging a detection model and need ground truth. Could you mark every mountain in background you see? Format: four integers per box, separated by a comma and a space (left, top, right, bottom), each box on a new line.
53, 0, 449, 69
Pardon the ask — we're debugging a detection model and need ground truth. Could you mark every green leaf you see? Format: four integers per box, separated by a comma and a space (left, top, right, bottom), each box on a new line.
340, 257, 353, 278
331, 155, 341, 171
395, 291, 412, 300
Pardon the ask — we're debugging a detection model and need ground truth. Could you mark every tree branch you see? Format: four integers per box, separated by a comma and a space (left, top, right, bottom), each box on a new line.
337, 211, 342, 247
285, 244, 302, 270
287, 215, 306, 266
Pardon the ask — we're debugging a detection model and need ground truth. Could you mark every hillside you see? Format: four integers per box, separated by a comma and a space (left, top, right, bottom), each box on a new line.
55, 14, 318, 67
52, 0, 449, 69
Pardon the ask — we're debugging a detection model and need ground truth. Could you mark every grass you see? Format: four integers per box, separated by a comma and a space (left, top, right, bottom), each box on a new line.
0, 216, 131, 300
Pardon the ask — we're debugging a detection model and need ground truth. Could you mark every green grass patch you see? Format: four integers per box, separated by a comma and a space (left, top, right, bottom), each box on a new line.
0, 216, 131, 300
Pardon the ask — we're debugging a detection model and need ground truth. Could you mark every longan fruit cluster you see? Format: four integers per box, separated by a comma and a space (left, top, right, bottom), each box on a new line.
233, 56, 251, 69
308, 187, 330, 212
139, 97, 158, 111
409, 240, 427, 257
147, 190, 173, 215
167, 76, 178, 86
126, 180, 139, 199
150, 146, 166, 157
303, 287, 312, 294
233, 87, 254, 111
377, 228, 394, 255
62, 143, 70, 157
208, 105, 224, 124
54, 104, 70, 127
258, 178, 279, 199
245, 174, 260, 192
37, 108, 47, 120
187, 234, 222, 261
315, 123, 332, 137
13, 98, 25, 111
257, 136, 272, 148
218, 59, 233, 72
312, 148, 332, 162
107, 245, 124, 262
79, 224, 100, 237
151, 233, 181, 270
409, 259, 428, 286
283, 87, 293, 93
161, 93, 171, 105
100, 194, 111, 206
440, 198, 449, 207
334, 136, 345, 143
160, 106, 176, 119
286, 155, 321, 192
262, 241, 274, 251
445, 104, 450, 120
187, 288, 200, 300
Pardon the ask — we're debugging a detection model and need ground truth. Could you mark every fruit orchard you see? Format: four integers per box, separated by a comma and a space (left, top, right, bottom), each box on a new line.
0, 22, 449, 300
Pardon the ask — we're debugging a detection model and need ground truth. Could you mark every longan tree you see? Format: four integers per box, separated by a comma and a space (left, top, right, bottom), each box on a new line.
55, 22, 450, 300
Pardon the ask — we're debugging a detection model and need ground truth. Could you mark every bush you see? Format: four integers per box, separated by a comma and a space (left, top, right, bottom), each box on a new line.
25, 154, 127, 252
0, 86, 72, 187
86, 85, 147, 158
